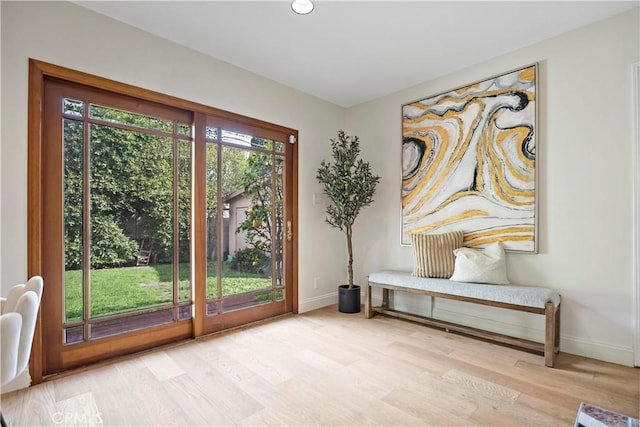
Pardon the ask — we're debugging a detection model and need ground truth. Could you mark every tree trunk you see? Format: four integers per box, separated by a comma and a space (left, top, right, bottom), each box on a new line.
346, 226, 354, 288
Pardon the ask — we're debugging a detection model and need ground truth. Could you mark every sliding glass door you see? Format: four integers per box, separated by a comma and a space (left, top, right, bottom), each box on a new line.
196, 117, 293, 334
39, 71, 296, 375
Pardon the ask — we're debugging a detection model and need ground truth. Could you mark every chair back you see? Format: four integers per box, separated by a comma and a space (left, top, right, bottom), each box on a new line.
0, 276, 43, 391
2, 276, 43, 315
0, 312, 22, 386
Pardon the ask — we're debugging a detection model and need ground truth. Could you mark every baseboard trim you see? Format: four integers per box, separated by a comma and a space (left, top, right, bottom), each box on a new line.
298, 292, 337, 313
561, 334, 635, 367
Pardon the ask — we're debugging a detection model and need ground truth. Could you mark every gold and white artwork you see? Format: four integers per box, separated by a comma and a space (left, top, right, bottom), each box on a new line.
402, 64, 537, 252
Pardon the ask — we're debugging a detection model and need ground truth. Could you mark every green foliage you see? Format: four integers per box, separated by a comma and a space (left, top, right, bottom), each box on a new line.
89, 215, 139, 269
231, 247, 270, 275
316, 130, 380, 287
63, 108, 191, 269
316, 131, 381, 232
236, 150, 279, 256
235, 139, 284, 286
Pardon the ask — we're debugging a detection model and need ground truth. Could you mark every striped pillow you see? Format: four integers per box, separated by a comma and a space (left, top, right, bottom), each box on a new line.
411, 231, 464, 278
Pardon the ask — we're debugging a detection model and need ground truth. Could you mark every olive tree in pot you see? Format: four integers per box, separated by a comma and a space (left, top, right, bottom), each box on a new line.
316, 130, 380, 313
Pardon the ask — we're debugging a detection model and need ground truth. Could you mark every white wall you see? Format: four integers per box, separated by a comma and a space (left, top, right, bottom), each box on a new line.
0, 1, 345, 312
348, 9, 640, 366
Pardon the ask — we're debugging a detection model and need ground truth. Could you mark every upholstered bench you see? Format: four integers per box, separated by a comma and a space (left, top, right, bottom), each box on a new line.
365, 270, 561, 367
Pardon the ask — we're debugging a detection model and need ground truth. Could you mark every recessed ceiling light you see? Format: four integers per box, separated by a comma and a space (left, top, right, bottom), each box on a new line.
291, 0, 314, 15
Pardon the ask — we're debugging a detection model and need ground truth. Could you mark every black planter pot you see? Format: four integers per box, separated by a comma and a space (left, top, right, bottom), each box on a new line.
338, 284, 361, 313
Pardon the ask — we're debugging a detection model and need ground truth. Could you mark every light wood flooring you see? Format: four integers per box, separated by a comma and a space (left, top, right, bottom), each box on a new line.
2, 306, 639, 426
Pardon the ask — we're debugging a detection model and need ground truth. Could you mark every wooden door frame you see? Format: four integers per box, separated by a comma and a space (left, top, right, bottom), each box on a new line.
28, 59, 298, 383
634, 61, 640, 367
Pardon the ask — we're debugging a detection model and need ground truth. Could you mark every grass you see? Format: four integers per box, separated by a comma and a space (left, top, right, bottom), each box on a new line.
65, 262, 272, 322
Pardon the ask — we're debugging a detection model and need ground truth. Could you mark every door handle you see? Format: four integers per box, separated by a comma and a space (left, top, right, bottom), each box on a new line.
286, 220, 292, 242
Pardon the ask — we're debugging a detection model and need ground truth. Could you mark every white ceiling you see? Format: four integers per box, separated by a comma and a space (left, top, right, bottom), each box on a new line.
75, 1, 639, 107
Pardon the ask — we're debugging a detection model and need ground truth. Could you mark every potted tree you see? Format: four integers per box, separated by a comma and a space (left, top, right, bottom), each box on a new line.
316, 130, 381, 313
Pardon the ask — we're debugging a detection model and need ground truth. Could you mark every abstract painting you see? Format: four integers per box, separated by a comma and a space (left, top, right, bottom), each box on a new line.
402, 64, 537, 252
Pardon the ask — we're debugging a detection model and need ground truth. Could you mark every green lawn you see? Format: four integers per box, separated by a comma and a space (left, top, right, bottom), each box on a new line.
65, 262, 271, 321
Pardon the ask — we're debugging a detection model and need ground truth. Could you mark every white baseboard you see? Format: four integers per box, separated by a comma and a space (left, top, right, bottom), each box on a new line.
561, 334, 635, 367
298, 292, 337, 313
298, 287, 379, 313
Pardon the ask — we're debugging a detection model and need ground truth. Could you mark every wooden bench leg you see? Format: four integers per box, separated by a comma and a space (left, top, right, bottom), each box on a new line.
365, 282, 374, 318
544, 301, 559, 367
365, 285, 390, 318
554, 302, 561, 354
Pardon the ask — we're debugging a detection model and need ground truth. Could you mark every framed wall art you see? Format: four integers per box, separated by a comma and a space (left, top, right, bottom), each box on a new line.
402, 64, 538, 252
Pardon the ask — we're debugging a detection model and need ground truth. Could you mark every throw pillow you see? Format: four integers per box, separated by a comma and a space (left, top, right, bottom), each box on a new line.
411, 231, 464, 278
449, 242, 510, 285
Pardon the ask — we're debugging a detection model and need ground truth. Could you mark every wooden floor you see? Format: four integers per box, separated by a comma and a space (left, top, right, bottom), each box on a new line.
2, 306, 639, 426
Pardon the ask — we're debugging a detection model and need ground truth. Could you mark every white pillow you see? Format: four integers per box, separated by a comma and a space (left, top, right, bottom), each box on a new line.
449, 242, 510, 285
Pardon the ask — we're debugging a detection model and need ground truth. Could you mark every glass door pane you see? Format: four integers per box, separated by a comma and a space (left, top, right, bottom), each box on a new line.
61, 101, 192, 343
221, 145, 274, 312
274, 154, 285, 302
63, 115, 85, 343
205, 141, 219, 316
178, 139, 192, 320
199, 121, 292, 330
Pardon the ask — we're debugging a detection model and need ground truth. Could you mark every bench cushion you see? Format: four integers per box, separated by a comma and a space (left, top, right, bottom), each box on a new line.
369, 270, 560, 309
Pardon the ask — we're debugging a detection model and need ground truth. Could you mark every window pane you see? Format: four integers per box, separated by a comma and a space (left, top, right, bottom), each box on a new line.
88, 123, 174, 318
178, 123, 192, 137
205, 126, 218, 141
63, 119, 84, 324
220, 130, 277, 151
275, 141, 285, 153
178, 140, 191, 303
221, 129, 251, 147
64, 326, 84, 345
206, 142, 219, 314
222, 146, 273, 312
274, 154, 285, 300
89, 104, 173, 134
178, 304, 191, 321
89, 309, 174, 340
206, 301, 218, 316
249, 137, 273, 151
64, 98, 84, 117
